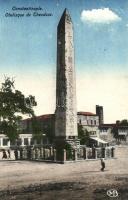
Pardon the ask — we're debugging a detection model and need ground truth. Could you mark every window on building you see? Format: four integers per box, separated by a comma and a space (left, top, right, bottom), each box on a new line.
17, 139, 22, 146
90, 131, 96, 135
36, 138, 41, 145
24, 138, 28, 146
91, 120, 93, 125
43, 137, 48, 145
94, 120, 96, 125
79, 119, 82, 124
3, 139, 9, 146
30, 138, 34, 145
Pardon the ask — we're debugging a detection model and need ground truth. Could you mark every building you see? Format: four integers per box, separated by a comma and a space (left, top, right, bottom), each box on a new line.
0, 105, 107, 149
99, 124, 115, 144
77, 111, 107, 147
77, 111, 99, 135
99, 123, 128, 144
96, 105, 104, 125
2, 110, 128, 149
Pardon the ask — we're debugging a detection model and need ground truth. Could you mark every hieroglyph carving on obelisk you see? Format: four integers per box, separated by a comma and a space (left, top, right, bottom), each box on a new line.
55, 9, 78, 138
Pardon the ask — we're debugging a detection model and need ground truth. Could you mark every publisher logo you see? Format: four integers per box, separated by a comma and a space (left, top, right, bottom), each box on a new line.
107, 189, 118, 198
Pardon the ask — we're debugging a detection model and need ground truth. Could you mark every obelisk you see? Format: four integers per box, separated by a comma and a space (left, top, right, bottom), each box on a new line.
55, 9, 78, 146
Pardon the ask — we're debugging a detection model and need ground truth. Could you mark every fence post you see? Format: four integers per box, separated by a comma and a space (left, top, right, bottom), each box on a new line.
17, 150, 20, 160
22, 148, 27, 159
30, 148, 33, 160
32, 148, 35, 160
45, 149, 48, 160
36, 148, 40, 159
50, 147, 52, 158
14, 149, 18, 160
74, 149, 77, 161
43, 148, 46, 160
95, 148, 97, 159
19, 148, 23, 160
92, 148, 95, 159
22, 148, 25, 159
27, 148, 31, 160
50, 147, 54, 160
40, 147, 44, 159
63, 149, 66, 162
86, 148, 88, 159
47, 148, 50, 159
83, 147, 86, 159
38, 148, 41, 159
35, 148, 37, 159
111, 147, 115, 158
53, 148, 56, 162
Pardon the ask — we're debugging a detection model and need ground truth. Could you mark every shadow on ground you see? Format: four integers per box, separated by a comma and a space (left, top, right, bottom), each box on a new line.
0, 179, 128, 200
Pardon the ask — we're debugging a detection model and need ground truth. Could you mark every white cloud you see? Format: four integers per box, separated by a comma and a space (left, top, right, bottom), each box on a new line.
81, 8, 121, 24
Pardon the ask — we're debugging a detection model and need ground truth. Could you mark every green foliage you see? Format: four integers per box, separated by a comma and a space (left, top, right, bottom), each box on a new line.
112, 126, 118, 139
64, 143, 73, 160
43, 123, 54, 143
56, 143, 73, 161
78, 124, 89, 145
31, 116, 54, 143
0, 77, 37, 141
31, 118, 43, 141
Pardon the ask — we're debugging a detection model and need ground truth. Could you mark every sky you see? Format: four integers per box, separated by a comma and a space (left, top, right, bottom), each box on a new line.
0, 0, 128, 123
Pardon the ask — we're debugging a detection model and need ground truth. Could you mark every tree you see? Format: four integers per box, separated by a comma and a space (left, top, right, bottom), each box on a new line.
111, 125, 118, 139
0, 77, 37, 141
31, 117, 44, 142
78, 124, 89, 145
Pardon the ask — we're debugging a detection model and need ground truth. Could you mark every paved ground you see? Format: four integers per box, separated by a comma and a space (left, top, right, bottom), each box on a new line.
0, 146, 128, 199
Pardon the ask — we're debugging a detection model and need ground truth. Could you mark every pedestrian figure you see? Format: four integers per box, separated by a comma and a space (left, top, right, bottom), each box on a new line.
101, 158, 105, 171
2, 150, 7, 159
7, 149, 11, 159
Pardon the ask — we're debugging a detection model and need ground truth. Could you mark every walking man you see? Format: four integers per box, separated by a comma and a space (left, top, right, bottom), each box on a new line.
101, 158, 105, 171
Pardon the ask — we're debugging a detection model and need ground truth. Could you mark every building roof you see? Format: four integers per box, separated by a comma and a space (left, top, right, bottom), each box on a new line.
22, 114, 54, 122
22, 111, 97, 122
77, 112, 96, 116
90, 137, 108, 144
99, 124, 128, 129
117, 126, 128, 129
99, 124, 115, 128
36, 114, 54, 120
